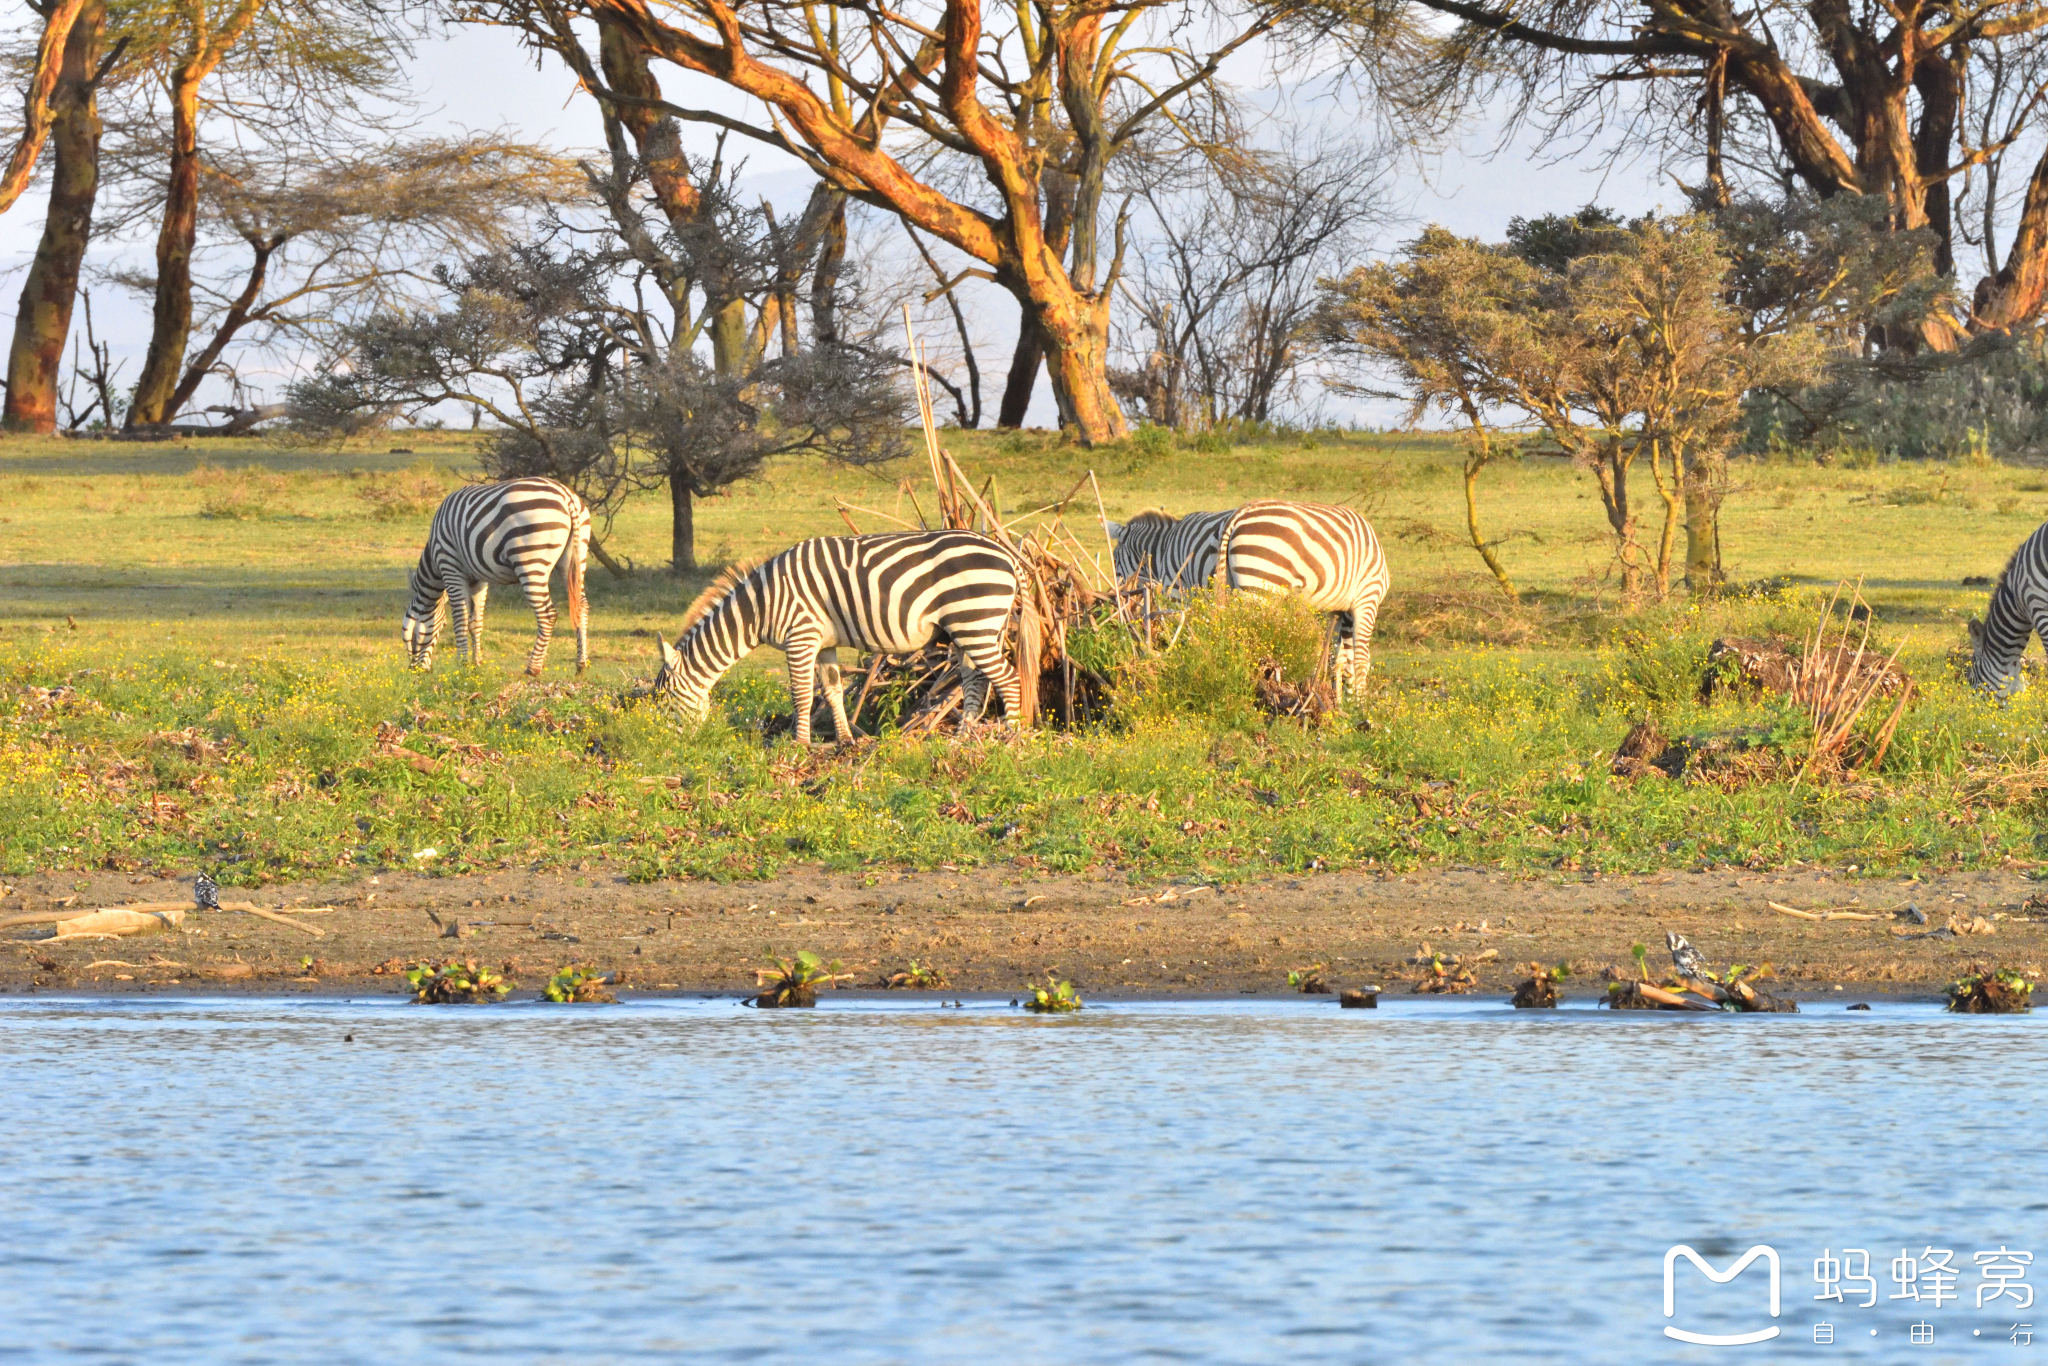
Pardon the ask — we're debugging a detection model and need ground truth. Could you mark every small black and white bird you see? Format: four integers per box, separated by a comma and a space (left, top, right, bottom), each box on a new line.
193, 871, 219, 911
1666, 930, 1707, 981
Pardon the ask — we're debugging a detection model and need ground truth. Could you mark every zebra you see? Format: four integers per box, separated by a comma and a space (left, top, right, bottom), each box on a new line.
403, 477, 590, 675
650, 530, 1024, 744
1217, 500, 1391, 706
1968, 520, 2048, 698
1104, 508, 1236, 591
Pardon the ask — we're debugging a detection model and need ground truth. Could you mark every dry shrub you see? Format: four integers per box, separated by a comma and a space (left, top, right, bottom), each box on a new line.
1380, 582, 1545, 648
191, 463, 290, 520
1789, 584, 1911, 782
356, 460, 451, 521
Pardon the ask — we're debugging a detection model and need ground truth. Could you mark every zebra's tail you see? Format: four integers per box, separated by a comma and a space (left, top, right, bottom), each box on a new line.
1015, 559, 1040, 729
567, 500, 590, 671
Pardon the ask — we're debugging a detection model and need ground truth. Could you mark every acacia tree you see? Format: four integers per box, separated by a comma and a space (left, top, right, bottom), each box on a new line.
99, 136, 575, 425
1315, 229, 1540, 598
117, 0, 416, 426
1390, 0, 2048, 338
469, 0, 1334, 444
1323, 217, 1830, 601
289, 167, 905, 570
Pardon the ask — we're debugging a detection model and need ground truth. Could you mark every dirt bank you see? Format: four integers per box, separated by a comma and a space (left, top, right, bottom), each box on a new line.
3, 865, 2042, 1001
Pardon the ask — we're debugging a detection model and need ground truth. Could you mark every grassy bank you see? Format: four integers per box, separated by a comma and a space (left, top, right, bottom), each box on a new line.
3, 428, 2047, 885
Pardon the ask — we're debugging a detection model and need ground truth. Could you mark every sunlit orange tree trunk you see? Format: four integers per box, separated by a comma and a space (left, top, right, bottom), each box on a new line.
3, 0, 105, 433
126, 0, 265, 428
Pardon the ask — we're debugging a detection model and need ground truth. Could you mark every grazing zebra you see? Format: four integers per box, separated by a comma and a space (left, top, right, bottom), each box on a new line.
1218, 500, 1391, 705
1104, 508, 1236, 591
651, 531, 1023, 744
1968, 520, 2048, 698
403, 477, 590, 675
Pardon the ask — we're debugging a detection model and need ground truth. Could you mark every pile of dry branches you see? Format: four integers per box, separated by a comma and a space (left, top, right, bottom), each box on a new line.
817, 317, 1148, 736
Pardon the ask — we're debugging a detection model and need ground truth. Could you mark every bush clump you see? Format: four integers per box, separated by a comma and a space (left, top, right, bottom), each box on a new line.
1113, 591, 1330, 731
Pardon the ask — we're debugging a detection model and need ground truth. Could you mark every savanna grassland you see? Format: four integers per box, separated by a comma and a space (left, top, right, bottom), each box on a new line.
4, 428, 2048, 996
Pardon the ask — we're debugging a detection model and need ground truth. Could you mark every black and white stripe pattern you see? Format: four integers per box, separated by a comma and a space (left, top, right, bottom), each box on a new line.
1969, 520, 2048, 698
1105, 509, 1236, 591
1219, 500, 1391, 704
403, 477, 590, 675
652, 531, 1023, 744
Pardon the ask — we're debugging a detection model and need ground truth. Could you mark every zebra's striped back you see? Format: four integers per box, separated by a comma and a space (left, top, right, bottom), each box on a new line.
1107, 509, 1236, 591
1221, 500, 1391, 702
1220, 501, 1387, 611
404, 477, 589, 674
1970, 520, 2048, 697
654, 531, 1023, 740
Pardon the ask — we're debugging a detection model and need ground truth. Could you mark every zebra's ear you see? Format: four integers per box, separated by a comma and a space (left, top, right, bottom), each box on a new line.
1104, 520, 1124, 543
1967, 616, 1984, 646
657, 633, 679, 670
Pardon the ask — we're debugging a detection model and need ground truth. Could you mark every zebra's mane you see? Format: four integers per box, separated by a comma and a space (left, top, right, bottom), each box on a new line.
1124, 508, 1181, 529
677, 556, 769, 637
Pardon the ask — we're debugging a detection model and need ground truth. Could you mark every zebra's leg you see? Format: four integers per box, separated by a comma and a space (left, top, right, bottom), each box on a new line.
518, 567, 557, 676
442, 574, 475, 666
1349, 594, 1384, 700
958, 664, 989, 732
818, 655, 855, 744
783, 631, 823, 746
957, 634, 1021, 730
1330, 614, 1354, 708
469, 581, 491, 663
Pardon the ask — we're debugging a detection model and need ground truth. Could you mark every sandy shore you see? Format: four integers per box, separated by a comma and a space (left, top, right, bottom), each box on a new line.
3, 864, 2042, 1001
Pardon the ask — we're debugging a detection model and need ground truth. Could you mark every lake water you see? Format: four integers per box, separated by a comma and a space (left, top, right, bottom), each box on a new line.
1, 994, 2042, 1364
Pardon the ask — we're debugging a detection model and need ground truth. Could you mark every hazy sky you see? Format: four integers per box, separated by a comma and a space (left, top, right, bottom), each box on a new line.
0, 21, 1673, 427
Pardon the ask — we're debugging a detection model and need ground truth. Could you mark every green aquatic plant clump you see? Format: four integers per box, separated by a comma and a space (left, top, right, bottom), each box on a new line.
542, 966, 617, 1003
406, 959, 510, 1003
1947, 967, 2034, 1013
751, 950, 853, 1007
1020, 978, 1083, 1012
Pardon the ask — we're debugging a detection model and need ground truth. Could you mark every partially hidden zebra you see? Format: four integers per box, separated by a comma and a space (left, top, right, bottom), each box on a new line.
1968, 519, 2048, 698
1104, 508, 1237, 591
651, 530, 1024, 744
403, 477, 590, 675
1218, 500, 1390, 706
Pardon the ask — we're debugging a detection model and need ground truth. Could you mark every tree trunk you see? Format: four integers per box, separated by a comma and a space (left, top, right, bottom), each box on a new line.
811, 193, 846, 343
1457, 411, 1517, 600
1976, 141, 2048, 331
1683, 449, 1721, 592
709, 298, 749, 379
127, 64, 204, 427
2, 0, 102, 435
997, 322, 1041, 428
671, 478, 695, 574
1016, 282, 1123, 442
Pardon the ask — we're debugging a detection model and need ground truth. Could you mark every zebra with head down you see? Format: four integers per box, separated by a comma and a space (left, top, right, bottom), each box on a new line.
1969, 520, 2048, 699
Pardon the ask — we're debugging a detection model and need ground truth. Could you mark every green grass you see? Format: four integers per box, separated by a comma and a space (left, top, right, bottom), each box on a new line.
3, 425, 2047, 885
